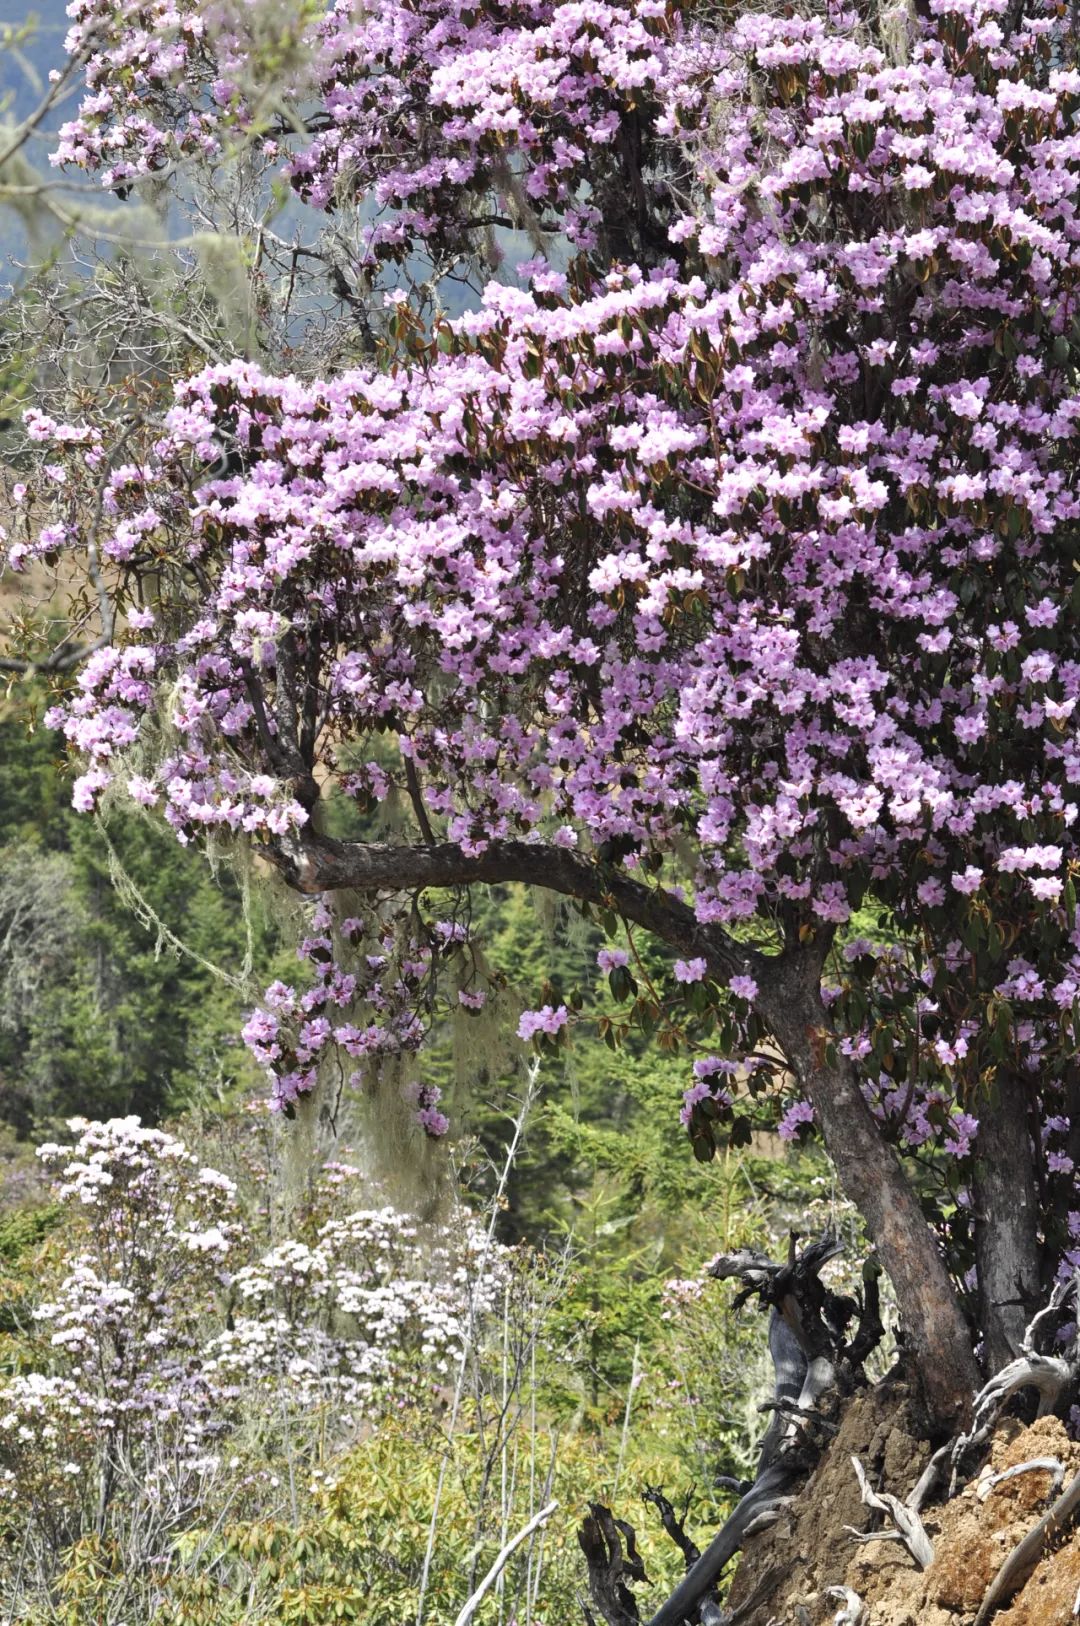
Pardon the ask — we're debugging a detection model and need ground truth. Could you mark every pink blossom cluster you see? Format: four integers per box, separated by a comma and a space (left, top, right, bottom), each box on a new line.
53, 0, 692, 267
16, 0, 1080, 1282
240, 899, 457, 1127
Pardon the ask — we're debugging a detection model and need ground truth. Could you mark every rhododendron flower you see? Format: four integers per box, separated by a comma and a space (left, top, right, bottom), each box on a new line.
778, 1100, 815, 1141
517, 1005, 569, 1040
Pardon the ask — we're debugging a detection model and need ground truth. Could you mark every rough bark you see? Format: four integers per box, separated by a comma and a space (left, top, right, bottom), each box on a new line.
578, 1503, 646, 1626
269, 825, 980, 1427
972, 1069, 1042, 1376
760, 979, 980, 1429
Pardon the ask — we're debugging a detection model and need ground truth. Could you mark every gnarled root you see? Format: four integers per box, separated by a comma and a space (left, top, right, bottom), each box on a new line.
975, 1458, 1065, 1502
580, 1234, 887, 1626
827, 1585, 870, 1624
845, 1455, 934, 1569
973, 1465, 1080, 1625
910, 1275, 1080, 1512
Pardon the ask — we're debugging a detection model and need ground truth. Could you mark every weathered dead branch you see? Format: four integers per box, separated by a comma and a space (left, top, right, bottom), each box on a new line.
579, 1235, 886, 1626
453, 1500, 558, 1626
827, 1585, 870, 1624
910, 1276, 1080, 1512
973, 1465, 1080, 1625
578, 1502, 647, 1626
845, 1455, 934, 1569
975, 1458, 1065, 1502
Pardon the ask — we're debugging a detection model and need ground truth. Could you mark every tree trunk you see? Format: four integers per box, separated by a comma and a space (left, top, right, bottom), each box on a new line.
761, 977, 979, 1430
277, 827, 982, 1428
972, 1068, 1041, 1375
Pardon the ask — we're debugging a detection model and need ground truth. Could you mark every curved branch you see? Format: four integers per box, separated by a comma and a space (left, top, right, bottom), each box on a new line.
976, 1459, 1064, 1502
846, 1455, 934, 1569
974, 1467, 1080, 1625
267, 826, 760, 984
454, 1500, 558, 1626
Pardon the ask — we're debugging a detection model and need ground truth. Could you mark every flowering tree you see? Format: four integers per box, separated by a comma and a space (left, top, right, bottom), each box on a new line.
9, 0, 1080, 1434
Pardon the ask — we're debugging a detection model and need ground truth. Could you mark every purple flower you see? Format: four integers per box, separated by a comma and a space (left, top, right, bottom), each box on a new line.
777, 1100, 815, 1142
517, 1005, 568, 1041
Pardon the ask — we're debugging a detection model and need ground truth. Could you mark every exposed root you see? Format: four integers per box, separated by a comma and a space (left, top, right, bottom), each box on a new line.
907, 1277, 1080, 1512
975, 1457, 1065, 1502
845, 1455, 934, 1570
973, 1464, 1080, 1625
974, 1351, 1074, 1426
908, 1440, 954, 1515
1020, 1275, 1079, 1357
827, 1585, 870, 1624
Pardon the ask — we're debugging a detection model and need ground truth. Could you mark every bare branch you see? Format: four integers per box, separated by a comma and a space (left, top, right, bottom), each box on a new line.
640, 1235, 874, 1626
453, 1500, 558, 1626
845, 1456, 934, 1570
974, 1467, 1080, 1625
0, 48, 86, 172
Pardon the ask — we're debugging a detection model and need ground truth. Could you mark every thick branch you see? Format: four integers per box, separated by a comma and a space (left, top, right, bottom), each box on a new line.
642, 1460, 795, 1626
268, 827, 757, 984
269, 829, 976, 1426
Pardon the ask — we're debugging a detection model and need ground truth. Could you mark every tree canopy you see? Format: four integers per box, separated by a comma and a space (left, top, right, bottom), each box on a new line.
7, 0, 1080, 1426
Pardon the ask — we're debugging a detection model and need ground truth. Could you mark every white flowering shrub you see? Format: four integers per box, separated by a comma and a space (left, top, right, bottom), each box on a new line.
0, 1117, 508, 1582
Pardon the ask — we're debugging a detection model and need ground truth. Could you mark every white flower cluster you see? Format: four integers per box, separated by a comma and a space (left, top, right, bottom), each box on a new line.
0, 1119, 510, 1546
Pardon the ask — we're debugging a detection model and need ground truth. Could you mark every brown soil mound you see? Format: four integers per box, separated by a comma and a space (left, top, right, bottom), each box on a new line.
724, 1384, 1080, 1626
